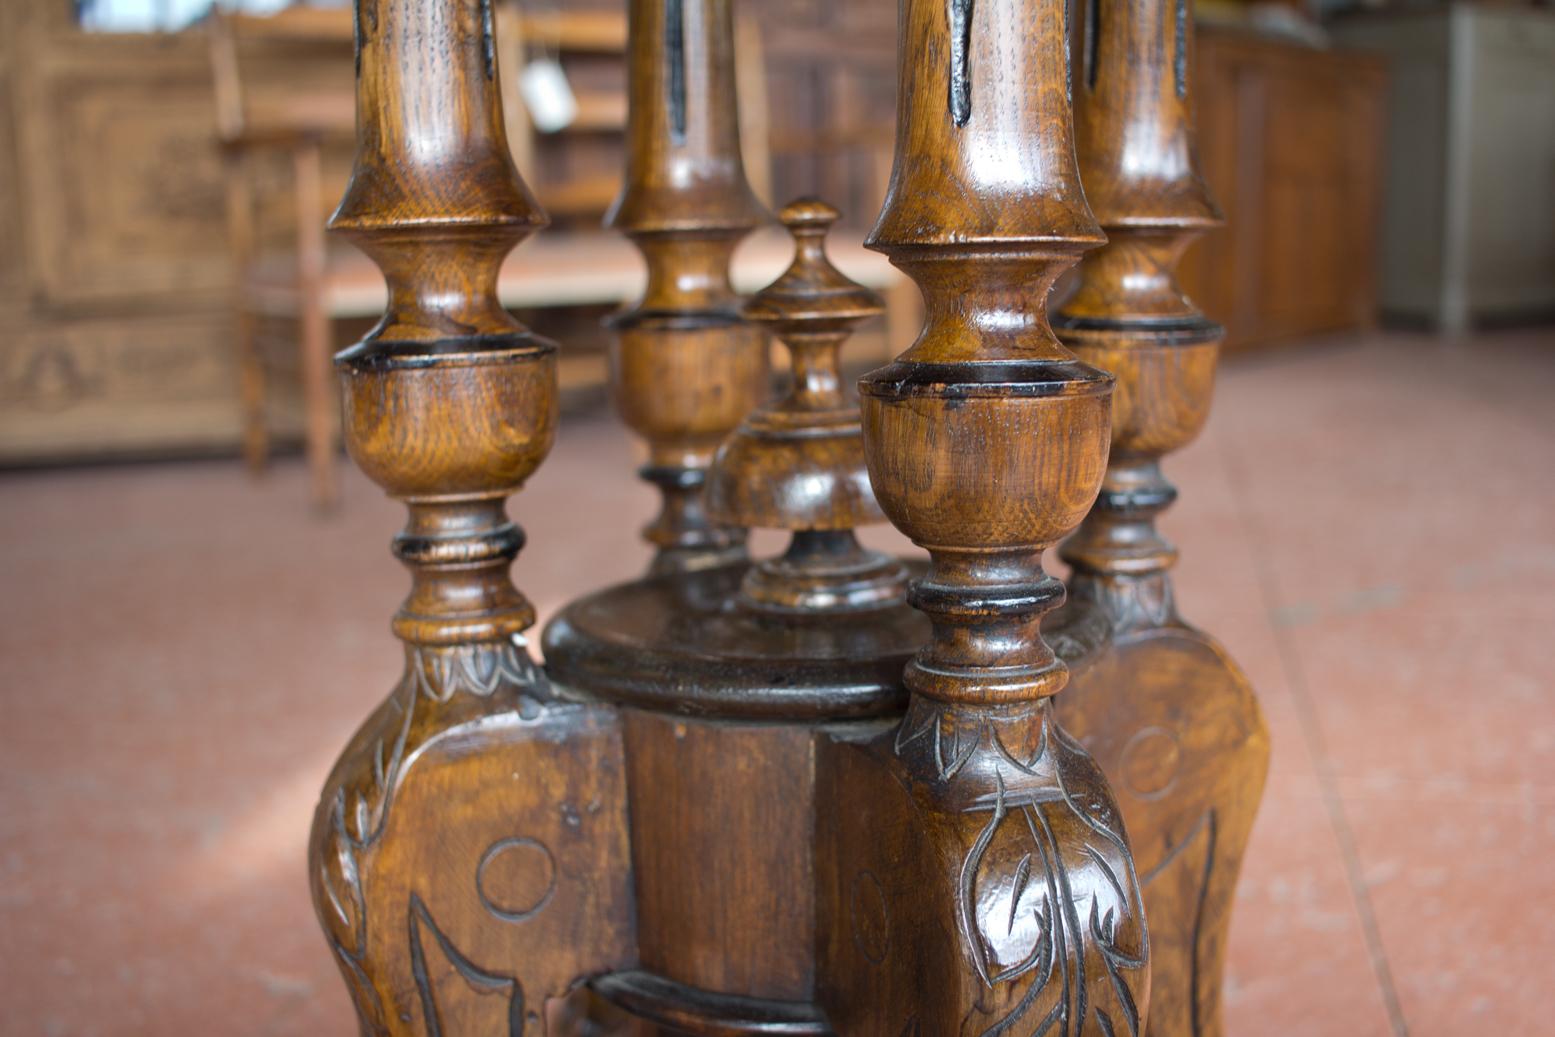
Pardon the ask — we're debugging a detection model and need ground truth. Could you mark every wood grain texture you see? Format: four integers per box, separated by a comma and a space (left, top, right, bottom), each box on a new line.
706, 197, 905, 614
1053, 1, 1270, 1033
306, 2, 634, 1032
816, 0, 1148, 1031
623, 713, 817, 1001
606, 0, 769, 575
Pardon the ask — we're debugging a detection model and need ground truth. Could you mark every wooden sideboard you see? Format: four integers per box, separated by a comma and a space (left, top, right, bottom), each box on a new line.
0, 0, 242, 462
1180, 28, 1387, 350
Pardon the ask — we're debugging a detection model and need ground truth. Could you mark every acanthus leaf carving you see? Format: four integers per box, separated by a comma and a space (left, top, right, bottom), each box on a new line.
1071, 571, 1177, 635
894, 701, 1148, 1037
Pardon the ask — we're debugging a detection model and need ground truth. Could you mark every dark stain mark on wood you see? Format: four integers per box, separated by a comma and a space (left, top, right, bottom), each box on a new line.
666, 0, 687, 143
480, 0, 497, 80
1174, 0, 1189, 98
948, 0, 974, 126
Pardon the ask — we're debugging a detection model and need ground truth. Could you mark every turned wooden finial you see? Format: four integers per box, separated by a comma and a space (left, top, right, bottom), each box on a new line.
607, 0, 769, 575
1056, 0, 1223, 626
834, 0, 1150, 1028
705, 197, 907, 613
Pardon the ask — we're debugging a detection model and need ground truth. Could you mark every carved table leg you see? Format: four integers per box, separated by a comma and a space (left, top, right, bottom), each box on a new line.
607, 0, 770, 576
817, 1, 1150, 1032
307, 2, 634, 1032
1053, 0, 1270, 1032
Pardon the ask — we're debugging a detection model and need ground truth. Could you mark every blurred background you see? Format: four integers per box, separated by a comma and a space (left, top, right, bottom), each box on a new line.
2, 0, 1552, 1033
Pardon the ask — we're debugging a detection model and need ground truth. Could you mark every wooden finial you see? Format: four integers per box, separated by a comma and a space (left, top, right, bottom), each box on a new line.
822, 0, 1150, 1029
1056, 0, 1222, 615
1053, 2, 1270, 1034
608, 0, 769, 575
706, 197, 906, 613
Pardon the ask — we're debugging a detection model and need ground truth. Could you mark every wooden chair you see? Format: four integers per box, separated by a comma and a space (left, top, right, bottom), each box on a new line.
206, 5, 354, 508
306, 2, 1264, 1035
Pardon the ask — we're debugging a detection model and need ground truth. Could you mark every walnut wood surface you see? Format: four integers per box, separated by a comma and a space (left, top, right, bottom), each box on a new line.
301, 0, 1277, 1032
606, 0, 770, 575
706, 197, 905, 613
815, 0, 1148, 1032
306, 2, 634, 1032
1053, 0, 1270, 1033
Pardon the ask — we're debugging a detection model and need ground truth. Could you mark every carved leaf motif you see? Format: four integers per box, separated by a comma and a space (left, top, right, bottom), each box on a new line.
897, 704, 1148, 1037
313, 635, 553, 1035
409, 893, 525, 1036
959, 778, 1056, 988
1074, 573, 1176, 634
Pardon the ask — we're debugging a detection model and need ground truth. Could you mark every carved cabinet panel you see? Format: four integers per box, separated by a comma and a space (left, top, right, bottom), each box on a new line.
0, 2, 240, 461
0, 312, 239, 458
20, 57, 229, 308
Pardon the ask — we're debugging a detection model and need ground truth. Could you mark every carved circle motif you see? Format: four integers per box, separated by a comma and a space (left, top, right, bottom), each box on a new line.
476, 836, 556, 923
850, 870, 890, 965
1118, 726, 1182, 800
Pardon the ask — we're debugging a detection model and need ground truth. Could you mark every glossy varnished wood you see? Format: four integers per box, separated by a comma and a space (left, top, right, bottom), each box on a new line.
1053, 0, 1270, 1033
707, 198, 906, 614
545, 15, 974, 1022
306, 2, 634, 1032
606, 0, 769, 575
814, 0, 1149, 1032
300, 0, 1279, 1031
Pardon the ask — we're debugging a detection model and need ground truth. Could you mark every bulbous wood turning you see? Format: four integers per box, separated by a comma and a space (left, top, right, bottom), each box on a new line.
706, 197, 907, 614
608, 0, 769, 575
308, 3, 633, 1033
1056, 0, 1221, 602
1053, 0, 1270, 1033
817, 1, 1150, 1032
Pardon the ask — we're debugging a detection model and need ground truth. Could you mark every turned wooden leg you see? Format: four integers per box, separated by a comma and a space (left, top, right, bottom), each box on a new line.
297, 288, 335, 510
816, 1, 1150, 1032
1053, 0, 1270, 1032
606, 0, 769, 576
308, 2, 634, 1032
293, 143, 337, 511
236, 305, 268, 474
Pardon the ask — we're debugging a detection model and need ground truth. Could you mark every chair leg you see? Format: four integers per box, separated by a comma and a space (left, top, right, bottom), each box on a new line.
299, 294, 337, 511
237, 308, 268, 474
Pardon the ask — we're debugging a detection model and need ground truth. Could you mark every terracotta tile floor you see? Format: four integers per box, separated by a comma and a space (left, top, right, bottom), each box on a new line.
2, 328, 1552, 1035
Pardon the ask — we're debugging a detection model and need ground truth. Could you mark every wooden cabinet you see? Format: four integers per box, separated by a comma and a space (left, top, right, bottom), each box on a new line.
1179, 29, 1387, 350
0, 0, 241, 463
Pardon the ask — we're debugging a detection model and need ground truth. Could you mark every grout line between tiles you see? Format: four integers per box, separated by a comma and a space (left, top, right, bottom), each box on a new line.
1215, 423, 1411, 1037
